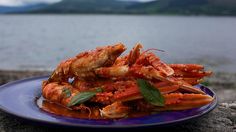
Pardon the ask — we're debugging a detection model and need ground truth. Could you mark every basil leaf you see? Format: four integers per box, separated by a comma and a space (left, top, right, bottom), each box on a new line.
137, 79, 165, 106
67, 87, 103, 107
67, 92, 96, 107
95, 87, 103, 92
62, 87, 71, 98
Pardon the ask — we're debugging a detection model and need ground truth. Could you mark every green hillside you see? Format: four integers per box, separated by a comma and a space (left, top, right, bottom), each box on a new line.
128, 0, 236, 15
31, 0, 137, 14
28, 0, 236, 15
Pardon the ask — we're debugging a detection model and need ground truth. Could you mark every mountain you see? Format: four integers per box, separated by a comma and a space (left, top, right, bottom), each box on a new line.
30, 0, 139, 14
0, 3, 48, 13
3, 0, 236, 15
127, 0, 236, 15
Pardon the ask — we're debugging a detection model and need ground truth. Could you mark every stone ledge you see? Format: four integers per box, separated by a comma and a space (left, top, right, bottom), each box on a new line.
0, 70, 50, 85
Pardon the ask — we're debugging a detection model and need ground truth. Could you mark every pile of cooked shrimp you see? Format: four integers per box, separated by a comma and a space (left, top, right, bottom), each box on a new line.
42, 43, 214, 119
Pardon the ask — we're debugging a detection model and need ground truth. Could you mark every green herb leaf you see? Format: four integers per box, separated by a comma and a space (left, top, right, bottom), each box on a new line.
137, 79, 165, 106
67, 92, 96, 107
67, 87, 103, 107
95, 87, 103, 92
201, 81, 210, 86
62, 87, 71, 98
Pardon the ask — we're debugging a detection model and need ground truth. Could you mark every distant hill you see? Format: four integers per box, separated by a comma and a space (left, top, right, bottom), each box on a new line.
0, 3, 48, 13
3, 0, 236, 15
127, 0, 236, 15
29, 0, 138, 14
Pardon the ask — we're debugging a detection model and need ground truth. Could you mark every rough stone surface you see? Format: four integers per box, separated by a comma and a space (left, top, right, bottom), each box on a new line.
0, 70, 235, 132
0, 70, 49, 86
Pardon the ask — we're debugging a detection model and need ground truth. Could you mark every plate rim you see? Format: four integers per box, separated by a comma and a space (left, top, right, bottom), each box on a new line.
0, 76, 218, 128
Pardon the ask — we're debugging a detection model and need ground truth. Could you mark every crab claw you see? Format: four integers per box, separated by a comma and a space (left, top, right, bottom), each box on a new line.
100, 102, 130, 119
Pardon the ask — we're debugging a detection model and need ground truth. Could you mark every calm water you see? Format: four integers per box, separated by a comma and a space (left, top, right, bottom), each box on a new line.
0, 15, 236, 72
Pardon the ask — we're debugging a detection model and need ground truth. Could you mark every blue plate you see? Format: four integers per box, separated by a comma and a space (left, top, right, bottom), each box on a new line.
0, 76, 217, 128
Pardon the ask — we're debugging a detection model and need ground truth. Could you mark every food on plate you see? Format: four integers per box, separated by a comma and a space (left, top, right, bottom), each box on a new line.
41, 43, 214, 119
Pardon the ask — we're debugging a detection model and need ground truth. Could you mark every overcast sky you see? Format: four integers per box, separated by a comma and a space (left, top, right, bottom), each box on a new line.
0, 0, 154, 6
0, 0, 60, 6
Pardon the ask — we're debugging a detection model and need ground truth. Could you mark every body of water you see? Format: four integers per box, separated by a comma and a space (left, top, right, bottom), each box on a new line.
0, 15, 236, 72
